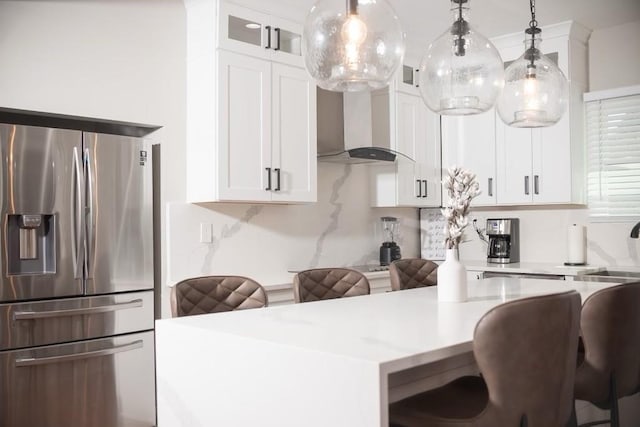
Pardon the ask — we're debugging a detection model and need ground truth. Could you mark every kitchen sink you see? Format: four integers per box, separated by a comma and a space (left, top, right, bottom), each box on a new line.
577, 270, 640, 283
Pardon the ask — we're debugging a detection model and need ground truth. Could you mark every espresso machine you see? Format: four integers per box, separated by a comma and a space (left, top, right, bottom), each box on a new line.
486, 218, 519, 263
379, 216, 401, 266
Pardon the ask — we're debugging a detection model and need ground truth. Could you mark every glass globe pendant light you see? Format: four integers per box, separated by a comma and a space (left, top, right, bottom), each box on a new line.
418, 0, 504, 115
302, 0, 405, 92
497, 0, 569, 127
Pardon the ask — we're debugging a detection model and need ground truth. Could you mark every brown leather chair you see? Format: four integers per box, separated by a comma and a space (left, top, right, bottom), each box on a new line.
293, 268, 370, 303
170, 275, 268, 317
389, 258, 438, 291
390, 290, 581, 427
572, 282, 640, 427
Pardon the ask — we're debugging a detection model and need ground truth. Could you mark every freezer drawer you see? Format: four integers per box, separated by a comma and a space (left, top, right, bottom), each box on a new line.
0, 330, 156, 427
0, 290, 154, 351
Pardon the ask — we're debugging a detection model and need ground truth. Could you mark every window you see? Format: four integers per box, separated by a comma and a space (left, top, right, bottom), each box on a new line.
585, 87, 640, 220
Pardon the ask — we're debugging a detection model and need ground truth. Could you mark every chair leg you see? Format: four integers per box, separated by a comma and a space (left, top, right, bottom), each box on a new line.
520, 414, 528, 427
577, 373, 620, 427
567, 401, 578, 427
609, 374, 620, 427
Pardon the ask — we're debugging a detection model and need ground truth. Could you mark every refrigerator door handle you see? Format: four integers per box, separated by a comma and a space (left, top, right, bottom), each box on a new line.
13, 299, 144, 321
84, 147, 95, 278
14, 340, 143, 367
71, 147, 85, 279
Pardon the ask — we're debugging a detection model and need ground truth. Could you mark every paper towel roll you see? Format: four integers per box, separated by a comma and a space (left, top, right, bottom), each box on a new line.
566, 224, 586, 265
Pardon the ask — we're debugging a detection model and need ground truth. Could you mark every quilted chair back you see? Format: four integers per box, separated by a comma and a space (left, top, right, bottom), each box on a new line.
389, 258, 438, 291
293, 268, 370, 303
171, 275, 268, 317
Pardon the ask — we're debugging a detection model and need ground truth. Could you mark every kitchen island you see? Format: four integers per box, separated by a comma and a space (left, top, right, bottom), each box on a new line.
156, 278, 617, 427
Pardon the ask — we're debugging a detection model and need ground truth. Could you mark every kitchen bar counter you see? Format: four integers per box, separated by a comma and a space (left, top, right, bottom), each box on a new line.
156, 278, 618, 427
462, 261, 606, 277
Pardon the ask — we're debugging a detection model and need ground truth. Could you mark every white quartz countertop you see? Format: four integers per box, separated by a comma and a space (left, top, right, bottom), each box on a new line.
156, 278, 620, 427
156, 278, 615, 372
462, 261, 607, 276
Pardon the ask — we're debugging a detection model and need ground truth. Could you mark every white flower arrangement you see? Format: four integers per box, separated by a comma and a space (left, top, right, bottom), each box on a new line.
442, 166, 480, 249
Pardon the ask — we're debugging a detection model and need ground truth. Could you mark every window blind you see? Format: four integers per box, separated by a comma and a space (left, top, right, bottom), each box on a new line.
586, 93, 640, 219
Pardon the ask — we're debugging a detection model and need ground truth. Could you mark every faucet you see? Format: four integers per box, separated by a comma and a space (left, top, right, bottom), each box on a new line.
631, 222, 640, 238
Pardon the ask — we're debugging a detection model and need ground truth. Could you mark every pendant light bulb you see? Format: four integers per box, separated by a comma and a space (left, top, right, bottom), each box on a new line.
341, 13, 368, 67
418, 0, 504, 115
497, 0, 569, 127
302, 0, 405, 92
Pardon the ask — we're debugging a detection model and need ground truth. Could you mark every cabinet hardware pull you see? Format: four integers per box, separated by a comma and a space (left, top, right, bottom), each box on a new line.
265, 167, 272, 190
275, 168, 281, 191
15, 340, 143, 367
265, 25, 272, 49
274, 28, 281, 51
14, 299, 144, 321
422, 180, 428, 198
524, 176, 530, 195
416, 179, 422, 198
534, 175, 540, 195
415, 69, 420, 88
488, 177, 493, 197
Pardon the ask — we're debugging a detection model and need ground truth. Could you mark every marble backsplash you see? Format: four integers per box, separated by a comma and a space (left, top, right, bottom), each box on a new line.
166, 162, 420, 295
455, 207, 640, 267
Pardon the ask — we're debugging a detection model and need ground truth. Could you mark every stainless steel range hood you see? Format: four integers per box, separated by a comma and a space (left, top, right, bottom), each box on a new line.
316, 88, 413, 165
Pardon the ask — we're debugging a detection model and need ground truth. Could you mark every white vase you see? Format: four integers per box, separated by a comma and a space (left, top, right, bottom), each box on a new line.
437, 248, 468, 302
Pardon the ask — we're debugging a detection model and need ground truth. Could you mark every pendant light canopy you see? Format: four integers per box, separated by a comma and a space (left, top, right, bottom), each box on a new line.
497, 0, 569, 127
302, 0, 405, 92
418, 0, 504, 115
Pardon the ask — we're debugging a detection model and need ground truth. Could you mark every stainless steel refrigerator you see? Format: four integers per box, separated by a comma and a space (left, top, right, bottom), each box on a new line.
0, 119, 156, 426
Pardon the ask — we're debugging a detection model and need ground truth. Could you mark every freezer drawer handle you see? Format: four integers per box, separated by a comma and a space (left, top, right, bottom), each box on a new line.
13, 299, 144, 321
15, 340, 143, 367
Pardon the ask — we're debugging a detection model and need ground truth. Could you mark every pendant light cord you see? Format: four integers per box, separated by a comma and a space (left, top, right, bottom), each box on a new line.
526, 0, 539, 72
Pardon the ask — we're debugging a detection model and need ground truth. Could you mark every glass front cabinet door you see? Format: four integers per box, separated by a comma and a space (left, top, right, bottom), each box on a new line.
219, 2, 303, 67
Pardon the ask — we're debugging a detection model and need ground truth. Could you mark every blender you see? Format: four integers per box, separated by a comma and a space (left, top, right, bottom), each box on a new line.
379, 216, 401, 266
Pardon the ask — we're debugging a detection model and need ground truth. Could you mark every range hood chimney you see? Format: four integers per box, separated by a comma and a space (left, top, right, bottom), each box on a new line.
316, 88, 412, 165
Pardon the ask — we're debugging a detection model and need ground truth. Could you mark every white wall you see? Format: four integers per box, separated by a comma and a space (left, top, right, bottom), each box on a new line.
588, 20, 640, 91
0, 0, 187, 317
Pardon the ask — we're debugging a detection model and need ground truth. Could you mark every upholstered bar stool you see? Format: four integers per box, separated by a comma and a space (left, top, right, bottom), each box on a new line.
170, 275, 268, 317
572, 281, 640, 427
293, 268, 370, 303
389, 258, 438, 291
390, 290, 581, 427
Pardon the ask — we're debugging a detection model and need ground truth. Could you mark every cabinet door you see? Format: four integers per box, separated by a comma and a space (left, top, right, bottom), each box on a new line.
496, 121, 533, 204
533, 114, 572, 203
269, 15, 304, 68
395, 92, 424, 205
396, 62, 420, 96
416, 108, 442, 207
271, 63, 317, 203
441, 110, 497, 206
217, 50, 271, 201
218, 2, 270, 59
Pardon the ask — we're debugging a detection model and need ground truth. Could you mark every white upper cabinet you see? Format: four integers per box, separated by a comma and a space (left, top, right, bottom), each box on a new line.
493, 22, 590, 205
370, 87, 441, 207
185, 0, 316, 203
441, 110, 497, 206
218, 2, 303, 67
440, 21, 590, 207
